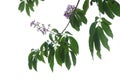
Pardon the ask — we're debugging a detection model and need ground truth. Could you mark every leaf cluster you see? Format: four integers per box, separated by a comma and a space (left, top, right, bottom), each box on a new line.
90, 0, 120, 19
18, 0, 44, 16
28, 29, 79, 71
89, 17, 113, 59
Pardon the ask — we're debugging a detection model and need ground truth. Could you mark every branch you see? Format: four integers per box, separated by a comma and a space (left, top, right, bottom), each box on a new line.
61, 0, 81, 34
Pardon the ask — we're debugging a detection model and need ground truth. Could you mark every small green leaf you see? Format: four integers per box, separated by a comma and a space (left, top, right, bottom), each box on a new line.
18, 1, 25, 12
37, 52, 45, 63
83, 0, 89, 14
33, 57, 37, 71
52, 28, 59, 33
49, 58, 54, 72
65, 31, 72, 35
97, 50, 101, 59
65, 53, 71, 70
101, 17, 111, 25
44, 45, 49, 57
69, 36, 79, 55
40, 42, 45, 50
28, 51, 34, 69
70, 51, 76, 66
97, 27, 110, 51
40, 42, 49, 57
108, 1, 120, 17
101, 21, 113, 38
49, 33, 54, 41
26, 4, 30, 16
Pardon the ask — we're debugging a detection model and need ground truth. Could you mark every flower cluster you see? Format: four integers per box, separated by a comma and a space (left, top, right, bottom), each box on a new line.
30, 20, 50, 35
64, 5, 75, 19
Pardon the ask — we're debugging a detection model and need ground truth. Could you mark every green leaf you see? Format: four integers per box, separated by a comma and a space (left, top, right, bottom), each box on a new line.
33, 57, 37, 71
58, 46, 65, 63
48, 44, 54, 71
18, 1, 25, 12
26, 4, 30, 16
65, 31, 72, 35
80, 15, 87, 24
93, 29, 101, 51
97, 27, 110, 51
76, 9, 87, 24
61, 36, 69, 55
89, 36, 94, 58
97, 50, 101, 59
89, 22, 97, 35
44, 47, 49, 57
103, 1, 114, 19
69, 36, 79, 55
93, 28, 102, 59
75, 13, 82, 25
28, 51, 35, 69
70, 51, 76, 66
108, 1, 120, 17
70, 14, 80, 31
83, 0, 89, 14
40, 42, 49, 57
52, 28, 59, 33
101, 21, 113, 38
65, 53, 71, 70
89, 22, 97, 58
55, 46, 63, 66
49, 33, 54, 41
101, 17, 111, 25
40, 42, 46, 50
37, 52, 45, 63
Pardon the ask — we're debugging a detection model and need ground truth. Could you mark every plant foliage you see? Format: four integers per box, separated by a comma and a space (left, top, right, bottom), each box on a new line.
28, 29, 79, 71
18, 0, 120, 71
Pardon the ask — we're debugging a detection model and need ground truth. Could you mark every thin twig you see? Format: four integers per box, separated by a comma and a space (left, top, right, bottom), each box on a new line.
61, 0, 81, 34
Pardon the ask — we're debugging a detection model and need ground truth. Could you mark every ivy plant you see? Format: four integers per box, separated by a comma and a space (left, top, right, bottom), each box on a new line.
18, 0, 120, 71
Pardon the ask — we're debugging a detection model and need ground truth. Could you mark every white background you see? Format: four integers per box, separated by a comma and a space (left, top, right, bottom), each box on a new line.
0, 0, 120, 80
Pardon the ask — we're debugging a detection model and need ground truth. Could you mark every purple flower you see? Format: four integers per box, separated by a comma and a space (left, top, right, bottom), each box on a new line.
64, 5, 75, 19
30, 20, 35, 27
30, 20, 50, 35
